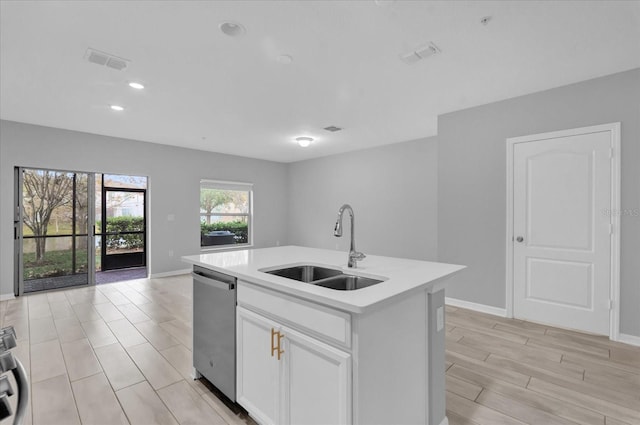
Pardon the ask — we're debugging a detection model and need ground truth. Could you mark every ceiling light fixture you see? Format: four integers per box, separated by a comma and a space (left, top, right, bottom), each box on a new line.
295, 136, 314, 148
128, 82, 145, 90
220, 21, 246, 37
110, 105, 124, 111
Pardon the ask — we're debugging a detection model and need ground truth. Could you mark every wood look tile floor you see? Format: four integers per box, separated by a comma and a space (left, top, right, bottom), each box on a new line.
444, 305, 640, 425
0, 275, 256, 425
0, 274, 638, 425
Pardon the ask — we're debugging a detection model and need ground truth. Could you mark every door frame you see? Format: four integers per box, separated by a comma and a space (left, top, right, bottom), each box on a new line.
505, 122, 621, 339
100, 186, 147, 271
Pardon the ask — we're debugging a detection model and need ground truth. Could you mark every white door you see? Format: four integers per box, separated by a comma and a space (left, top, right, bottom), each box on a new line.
512, 128, 613, 335
236, 307, 280, 425
281, 326, 351, 425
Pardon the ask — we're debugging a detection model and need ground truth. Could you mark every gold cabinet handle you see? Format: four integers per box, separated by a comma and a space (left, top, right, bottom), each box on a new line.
277, 332, 284, 360
270, 328, 285, 360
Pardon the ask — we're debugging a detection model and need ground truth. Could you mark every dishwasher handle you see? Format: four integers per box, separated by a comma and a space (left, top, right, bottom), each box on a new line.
192, 272, 235, 291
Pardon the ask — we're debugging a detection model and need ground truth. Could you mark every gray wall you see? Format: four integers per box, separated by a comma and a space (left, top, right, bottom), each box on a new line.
438, 68, 640, 337
0, 120, 289, 298
287, 137, 438, 262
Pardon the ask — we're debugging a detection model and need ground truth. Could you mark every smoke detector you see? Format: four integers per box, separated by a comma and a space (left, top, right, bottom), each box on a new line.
84, 48, 130, 71
400, 42, 441, 65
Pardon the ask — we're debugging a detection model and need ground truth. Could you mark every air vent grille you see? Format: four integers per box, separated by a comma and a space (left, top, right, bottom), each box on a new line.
323, 126, 343, 132
85, 48, 130, 71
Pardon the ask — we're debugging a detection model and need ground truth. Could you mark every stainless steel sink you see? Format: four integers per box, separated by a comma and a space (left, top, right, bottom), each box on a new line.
262, 264, 386, 291
263, 265, 343, 283
313, 274, 384, 291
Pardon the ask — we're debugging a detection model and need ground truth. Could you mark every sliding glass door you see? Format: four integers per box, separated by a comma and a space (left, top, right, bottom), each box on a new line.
15, 168, 93, 294
15, 169, 148, 294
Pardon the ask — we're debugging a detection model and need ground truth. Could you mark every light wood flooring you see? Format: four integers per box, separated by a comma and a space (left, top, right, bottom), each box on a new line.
0, 274, 256, 425
0, 274, 638, 425
445, 305, 640, 425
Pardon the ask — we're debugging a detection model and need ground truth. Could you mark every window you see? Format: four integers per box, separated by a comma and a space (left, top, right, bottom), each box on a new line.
200, 180, 252, 248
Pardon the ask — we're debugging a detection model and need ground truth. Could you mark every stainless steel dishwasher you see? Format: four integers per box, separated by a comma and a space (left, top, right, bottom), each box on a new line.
192, 265, 237, 402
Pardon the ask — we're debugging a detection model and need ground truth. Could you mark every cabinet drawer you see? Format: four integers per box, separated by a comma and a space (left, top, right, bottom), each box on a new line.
237, 281, 351, 348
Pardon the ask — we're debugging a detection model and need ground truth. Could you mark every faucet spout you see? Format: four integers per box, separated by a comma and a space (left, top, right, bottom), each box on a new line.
333, 204, 366, 268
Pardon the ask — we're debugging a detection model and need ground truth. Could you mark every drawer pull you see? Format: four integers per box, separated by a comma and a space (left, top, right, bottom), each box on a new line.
271, 328, 285, 360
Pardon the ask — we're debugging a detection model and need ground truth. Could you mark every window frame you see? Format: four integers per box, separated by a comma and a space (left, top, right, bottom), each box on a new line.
199, 179, 253, 251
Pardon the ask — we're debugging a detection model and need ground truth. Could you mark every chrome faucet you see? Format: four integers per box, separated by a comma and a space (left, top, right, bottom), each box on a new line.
333, 204, 366, 268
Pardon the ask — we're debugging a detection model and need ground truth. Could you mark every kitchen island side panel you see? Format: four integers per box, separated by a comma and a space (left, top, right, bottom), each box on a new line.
428, 289, 446, 425
353, 290, 429, 425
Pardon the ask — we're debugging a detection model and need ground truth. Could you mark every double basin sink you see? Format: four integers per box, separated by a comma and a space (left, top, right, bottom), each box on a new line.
262, 265, 386, 291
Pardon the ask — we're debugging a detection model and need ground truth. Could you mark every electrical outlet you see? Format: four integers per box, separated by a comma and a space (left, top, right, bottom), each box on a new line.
168, 250, 174, 257
276, 240, 280, 246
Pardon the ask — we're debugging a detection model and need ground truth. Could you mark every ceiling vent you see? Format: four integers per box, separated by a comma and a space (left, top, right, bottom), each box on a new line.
323, 126, 343, 132
400, 42, 441, 65
84, 48, 130, 71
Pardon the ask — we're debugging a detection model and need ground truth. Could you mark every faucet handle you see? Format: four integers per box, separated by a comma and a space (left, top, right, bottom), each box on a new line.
351, 251, 366, 261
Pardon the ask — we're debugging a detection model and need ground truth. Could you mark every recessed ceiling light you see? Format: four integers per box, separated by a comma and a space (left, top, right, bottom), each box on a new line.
128, 82, 145, 90
295, 136, 314, 148
324, 126, 343, 132
220, 21, 246, 37
110, 105, 124, 111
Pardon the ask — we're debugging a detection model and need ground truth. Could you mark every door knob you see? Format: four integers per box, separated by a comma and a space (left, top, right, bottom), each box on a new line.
516, 236, 524, 243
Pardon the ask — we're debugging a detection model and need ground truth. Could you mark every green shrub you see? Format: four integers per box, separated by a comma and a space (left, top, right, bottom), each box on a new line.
201, 221, 248, 244
97, 217, 145, 250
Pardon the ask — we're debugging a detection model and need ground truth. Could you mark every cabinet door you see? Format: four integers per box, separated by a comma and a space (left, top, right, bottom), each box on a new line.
281, 326, 352, 425
237, 307, 280, 425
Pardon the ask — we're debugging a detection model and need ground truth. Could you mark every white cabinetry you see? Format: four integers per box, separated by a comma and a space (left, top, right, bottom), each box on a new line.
236, 279, 441, 425
236, 307, 279, 424
237, 295, 351, 425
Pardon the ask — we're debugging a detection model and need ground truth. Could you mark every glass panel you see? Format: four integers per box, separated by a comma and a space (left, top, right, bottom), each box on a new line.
200, 215, 249, 246
103, 174, 147, 189
23, 237, 88, 291
106, 192, 144, 231
95, 235, 102, 272
105, 190, 144, 256
21, 168, 90, 293
95, 174, 102, 235
75, 173, 89, 235
200, 189, 249, 216
74, 236, 89, 273
22, 169, 74, 237
105, 233, 144, 255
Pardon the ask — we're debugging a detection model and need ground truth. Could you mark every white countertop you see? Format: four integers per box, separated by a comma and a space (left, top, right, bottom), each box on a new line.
182, 246, 465, 313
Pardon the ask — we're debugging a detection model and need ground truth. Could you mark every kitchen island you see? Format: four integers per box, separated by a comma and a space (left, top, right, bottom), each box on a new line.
183, 245, 464, 425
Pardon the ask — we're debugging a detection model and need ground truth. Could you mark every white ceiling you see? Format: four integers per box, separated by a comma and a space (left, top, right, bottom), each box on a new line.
1, 1, 639, 163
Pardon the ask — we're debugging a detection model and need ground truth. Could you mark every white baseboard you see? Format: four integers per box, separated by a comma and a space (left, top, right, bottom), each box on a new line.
0, 293, 16, 301
149, 268, 191, 278
445, 297, 507, 317
616, 333, 640, 347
